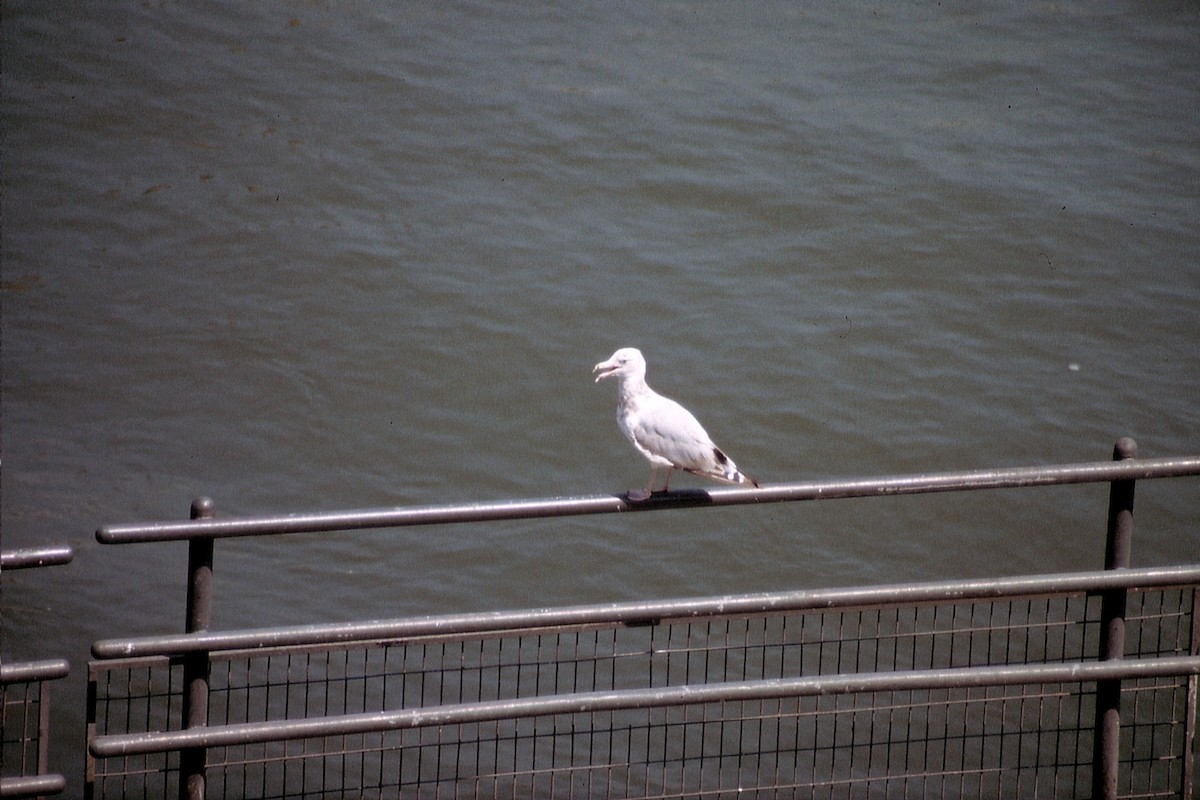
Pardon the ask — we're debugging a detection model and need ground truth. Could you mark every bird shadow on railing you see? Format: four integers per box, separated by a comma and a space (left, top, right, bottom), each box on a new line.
618, 487, 716, 507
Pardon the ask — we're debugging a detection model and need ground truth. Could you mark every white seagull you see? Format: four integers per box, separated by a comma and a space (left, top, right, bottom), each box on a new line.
593, 347, 759, 499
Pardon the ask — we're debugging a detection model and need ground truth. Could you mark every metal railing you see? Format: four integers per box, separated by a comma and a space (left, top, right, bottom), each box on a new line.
2, 546, 74, 799
84, 439, 1200, 799
85, 566, 1200, 799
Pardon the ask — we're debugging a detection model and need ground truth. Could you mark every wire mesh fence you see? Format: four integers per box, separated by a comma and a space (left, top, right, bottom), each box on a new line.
87, 574, 1199, 799
2, 672, 46, 781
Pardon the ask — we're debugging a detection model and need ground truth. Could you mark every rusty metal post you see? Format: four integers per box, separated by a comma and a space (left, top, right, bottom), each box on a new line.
179, 497, 214, 800
1093, 438, 1137, 800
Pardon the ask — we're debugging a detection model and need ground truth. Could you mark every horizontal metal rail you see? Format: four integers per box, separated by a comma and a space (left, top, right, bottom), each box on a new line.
0, 659, 71, 685
88, 654, 1200, 758
95, 454, 1200, 544
1, 546, 74, 571
0, 774, 69, 798
91, 563, 1200, 659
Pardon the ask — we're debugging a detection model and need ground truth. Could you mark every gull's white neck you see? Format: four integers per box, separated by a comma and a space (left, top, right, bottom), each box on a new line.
616, 372, 650, 405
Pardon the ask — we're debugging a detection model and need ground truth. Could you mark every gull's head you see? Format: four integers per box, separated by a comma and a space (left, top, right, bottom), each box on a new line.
593, 347, 646, 383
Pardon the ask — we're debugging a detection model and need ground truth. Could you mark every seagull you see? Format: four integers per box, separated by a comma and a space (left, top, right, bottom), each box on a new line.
593, 347, 759, 499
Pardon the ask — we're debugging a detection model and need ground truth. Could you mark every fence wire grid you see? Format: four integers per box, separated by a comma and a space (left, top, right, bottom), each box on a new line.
2, 676, 47, 780
88, 581, 1199, 799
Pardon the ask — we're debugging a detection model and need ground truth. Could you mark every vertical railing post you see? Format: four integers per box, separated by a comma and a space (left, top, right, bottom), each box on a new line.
38, 677, 53, 779
179, 497, 214, 800
1182, 589, 1199, 800
1093, 437, 1137, 800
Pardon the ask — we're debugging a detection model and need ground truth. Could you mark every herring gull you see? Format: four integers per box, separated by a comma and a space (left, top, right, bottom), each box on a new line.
593, 347, 759, 499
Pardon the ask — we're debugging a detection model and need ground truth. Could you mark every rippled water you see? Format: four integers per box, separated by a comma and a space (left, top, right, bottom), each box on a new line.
3, 2, 1199, 788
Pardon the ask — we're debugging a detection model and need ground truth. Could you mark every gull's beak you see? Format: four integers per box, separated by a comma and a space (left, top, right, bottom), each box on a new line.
593, 359, 618, 383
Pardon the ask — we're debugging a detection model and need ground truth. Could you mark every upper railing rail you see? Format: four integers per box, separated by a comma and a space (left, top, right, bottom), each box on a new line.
95, 454, 1200, 544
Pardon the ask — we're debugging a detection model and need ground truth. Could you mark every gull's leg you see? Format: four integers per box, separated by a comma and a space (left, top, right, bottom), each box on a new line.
660, 467, 675, 493
629, 466, 657, 502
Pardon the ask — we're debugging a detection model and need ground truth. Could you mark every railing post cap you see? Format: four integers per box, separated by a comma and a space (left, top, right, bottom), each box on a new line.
191, 497, 215, 520
1113, 437, 1137, 460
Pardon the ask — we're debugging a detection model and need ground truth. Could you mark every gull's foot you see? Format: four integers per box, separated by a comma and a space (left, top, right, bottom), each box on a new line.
626, 489, 652, 502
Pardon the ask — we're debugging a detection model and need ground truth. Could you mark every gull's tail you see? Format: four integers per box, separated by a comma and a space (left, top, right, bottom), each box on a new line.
686, 447, 760, 488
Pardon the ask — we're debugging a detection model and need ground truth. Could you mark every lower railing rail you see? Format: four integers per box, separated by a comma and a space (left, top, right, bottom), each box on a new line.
89, 656, 1200, 758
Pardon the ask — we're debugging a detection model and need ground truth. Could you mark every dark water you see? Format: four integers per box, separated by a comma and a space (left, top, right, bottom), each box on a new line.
3, 2, 1198, 791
